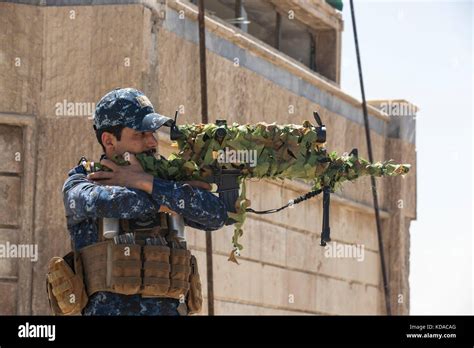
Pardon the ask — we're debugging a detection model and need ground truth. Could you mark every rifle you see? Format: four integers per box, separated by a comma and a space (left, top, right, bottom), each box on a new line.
89, 111, 410, 263
154, 111, 409, 262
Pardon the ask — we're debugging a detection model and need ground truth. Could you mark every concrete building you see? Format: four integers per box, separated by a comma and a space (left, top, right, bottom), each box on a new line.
0, 0, 417, 315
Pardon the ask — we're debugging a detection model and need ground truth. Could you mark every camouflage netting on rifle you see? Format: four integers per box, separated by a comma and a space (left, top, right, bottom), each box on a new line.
128, 121, 410, 261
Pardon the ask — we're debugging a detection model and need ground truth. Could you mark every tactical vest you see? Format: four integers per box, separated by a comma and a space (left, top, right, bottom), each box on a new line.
78, 213, 202, 314
47, 157, 202, 315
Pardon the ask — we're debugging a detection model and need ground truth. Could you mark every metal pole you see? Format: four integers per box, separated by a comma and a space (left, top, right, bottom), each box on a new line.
234, 0, 242, 29
198, 0, 214, 316
275, 11, 281, 49
198, 0, 214, 315
198, 0, 209, 125
349, 0, 392, 315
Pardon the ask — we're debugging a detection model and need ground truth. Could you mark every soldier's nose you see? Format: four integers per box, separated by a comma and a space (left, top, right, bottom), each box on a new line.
146, 133, 158, 147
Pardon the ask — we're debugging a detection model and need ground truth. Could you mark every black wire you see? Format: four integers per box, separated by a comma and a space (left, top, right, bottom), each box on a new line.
246, 188, 323, 215
350, 0, 391, 316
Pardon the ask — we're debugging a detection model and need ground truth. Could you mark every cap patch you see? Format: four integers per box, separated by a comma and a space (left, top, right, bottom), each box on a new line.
136, 95, 152, 108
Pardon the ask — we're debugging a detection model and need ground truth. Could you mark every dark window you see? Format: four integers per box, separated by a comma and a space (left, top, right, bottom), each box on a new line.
197, 0, 337, 82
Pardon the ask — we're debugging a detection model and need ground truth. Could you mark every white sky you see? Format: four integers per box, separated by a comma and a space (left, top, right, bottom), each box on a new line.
340, 0, 473, 314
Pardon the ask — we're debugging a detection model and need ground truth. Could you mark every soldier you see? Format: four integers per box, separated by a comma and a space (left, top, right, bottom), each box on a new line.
61, 88, 228, 315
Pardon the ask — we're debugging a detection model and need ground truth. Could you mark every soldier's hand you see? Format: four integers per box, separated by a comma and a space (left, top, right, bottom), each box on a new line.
87, 153, 211, 193
87, 152, 154, 193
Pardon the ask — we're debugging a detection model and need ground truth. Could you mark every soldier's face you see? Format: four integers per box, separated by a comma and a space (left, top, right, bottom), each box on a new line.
107, 127, 158, 157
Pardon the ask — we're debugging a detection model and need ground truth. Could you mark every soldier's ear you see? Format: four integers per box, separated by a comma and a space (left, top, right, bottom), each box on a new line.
102, 132, 115, 149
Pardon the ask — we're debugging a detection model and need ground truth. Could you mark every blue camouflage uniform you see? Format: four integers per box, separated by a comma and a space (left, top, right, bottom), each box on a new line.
62, 88, 228, 315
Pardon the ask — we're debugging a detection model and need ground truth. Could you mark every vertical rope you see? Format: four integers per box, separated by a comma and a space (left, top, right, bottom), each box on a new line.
349, 0, 392, 315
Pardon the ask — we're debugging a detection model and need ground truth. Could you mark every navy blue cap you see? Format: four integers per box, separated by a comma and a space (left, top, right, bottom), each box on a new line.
93, 88, 173, 131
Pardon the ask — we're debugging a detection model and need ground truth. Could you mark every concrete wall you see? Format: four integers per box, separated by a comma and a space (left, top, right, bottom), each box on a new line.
0, 0, 416, 315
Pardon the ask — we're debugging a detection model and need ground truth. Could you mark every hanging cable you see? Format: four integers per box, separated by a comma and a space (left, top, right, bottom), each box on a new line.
349, 0, 392, 316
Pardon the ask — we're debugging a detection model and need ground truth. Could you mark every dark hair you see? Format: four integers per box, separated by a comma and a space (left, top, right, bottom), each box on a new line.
95, 125, 125, 152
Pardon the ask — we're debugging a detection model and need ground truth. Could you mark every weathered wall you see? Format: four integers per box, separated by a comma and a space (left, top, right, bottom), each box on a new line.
0, 0, 416, 315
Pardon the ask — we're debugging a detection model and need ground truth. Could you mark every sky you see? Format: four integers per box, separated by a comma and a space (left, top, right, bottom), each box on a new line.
339, 0, 473, 314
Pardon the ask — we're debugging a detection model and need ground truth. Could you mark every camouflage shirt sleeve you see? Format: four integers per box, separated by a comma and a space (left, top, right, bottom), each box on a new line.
63, 165, 228, 231
62, 169, 160, 224
150, 178, 228, 231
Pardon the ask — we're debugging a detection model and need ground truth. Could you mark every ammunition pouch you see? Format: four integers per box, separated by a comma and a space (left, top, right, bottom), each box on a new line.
168, 248, 191, 299
142, 245, 171, 296
46, 251, 89, 316
79, 241, 202, 313
48, 212, 203, 315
